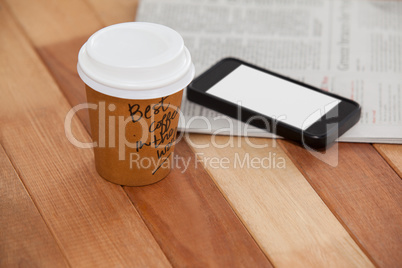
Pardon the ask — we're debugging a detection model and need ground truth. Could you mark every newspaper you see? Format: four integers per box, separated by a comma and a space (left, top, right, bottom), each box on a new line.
137, 0, 402, 143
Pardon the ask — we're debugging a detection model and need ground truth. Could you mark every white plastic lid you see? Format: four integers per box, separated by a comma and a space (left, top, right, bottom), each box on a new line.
77, 22, 195, 99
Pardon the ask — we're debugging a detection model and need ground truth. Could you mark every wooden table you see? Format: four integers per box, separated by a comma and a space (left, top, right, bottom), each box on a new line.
1, 0, 401, 267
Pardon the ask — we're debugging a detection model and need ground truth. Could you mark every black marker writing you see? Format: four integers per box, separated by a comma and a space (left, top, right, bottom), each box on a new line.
128, 96, 179, 174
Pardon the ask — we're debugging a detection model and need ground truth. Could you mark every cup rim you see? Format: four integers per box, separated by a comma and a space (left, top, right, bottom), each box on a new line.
77, 22, 195, 99
78, 63, 194, 99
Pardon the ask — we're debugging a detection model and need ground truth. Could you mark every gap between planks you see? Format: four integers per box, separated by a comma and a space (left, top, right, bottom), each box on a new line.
187, 134, 374, 267
34, 29, 274, 268
278, 139, 402, 268
373, 144, 402, 178
0, 3, 171, 267
4, 0, 275, 266
0, 145, 70, 267
5, 0, 398, 264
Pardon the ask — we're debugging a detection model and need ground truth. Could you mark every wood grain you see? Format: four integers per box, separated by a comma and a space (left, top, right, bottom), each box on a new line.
9, 0, 275, 266
37, 36, 92, 132
6, 0, 400, 266
38, 38, 274, 268
188, 134, 374, 267
85, 0, 139, 25
0, 145, 69, 268
0, 5, 170, 267
279, 140, 402, 268
124, 139, 272, 267
374, 144, 402, 178
4, 0, 101, 46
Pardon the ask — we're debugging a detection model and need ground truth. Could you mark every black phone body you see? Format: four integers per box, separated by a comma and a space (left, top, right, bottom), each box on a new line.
187, 58, 361, 149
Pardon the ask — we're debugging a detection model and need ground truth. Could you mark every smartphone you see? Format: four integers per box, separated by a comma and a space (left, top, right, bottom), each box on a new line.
187, 58, 361, 149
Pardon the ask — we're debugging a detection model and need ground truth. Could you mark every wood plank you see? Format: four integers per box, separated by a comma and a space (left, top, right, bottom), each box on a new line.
36, 36, 92, 132
0, 5, 170, 267
4, 0, 101, 46
0, 145, 69, 268
187, 134, 374, 267
278, 140, 402, 268
9, 0, 275, 266
374, 144, 402, 178
37, 39, 273, 268
85, 0, 139, 25
124, 140, 272, 267
31, 0, 138, 132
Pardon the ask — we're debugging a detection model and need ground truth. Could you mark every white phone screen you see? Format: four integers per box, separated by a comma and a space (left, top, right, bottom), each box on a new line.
207, 64, 340, 130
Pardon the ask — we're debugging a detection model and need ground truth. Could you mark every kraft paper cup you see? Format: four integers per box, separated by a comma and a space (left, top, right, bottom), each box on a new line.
77, 22, 194, 186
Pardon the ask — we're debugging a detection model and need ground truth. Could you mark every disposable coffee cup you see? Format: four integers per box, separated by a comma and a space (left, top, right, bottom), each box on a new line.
77, 22, 194, 186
